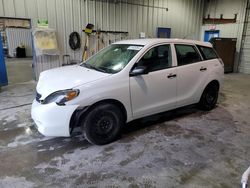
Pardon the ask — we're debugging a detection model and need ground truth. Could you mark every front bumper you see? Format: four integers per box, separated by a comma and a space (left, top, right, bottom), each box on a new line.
31, 100, 79, 137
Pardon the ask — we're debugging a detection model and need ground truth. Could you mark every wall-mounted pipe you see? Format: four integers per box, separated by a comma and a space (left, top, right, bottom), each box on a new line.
89, 0, 169, 11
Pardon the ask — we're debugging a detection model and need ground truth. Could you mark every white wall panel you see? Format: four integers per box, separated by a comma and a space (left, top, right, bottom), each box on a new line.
0, 0, 4, 16
37, 0, 48, 19
25, 0, 38, 23
13, 0, 26, 18
55, 0, 66, 54
2, 0, 15, 17
204, 0, 244, 19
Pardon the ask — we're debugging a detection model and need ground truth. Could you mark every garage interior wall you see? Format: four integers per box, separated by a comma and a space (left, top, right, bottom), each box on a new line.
0, 0, 204, 62
201, 0, 247, 72
6, 27, 33, 57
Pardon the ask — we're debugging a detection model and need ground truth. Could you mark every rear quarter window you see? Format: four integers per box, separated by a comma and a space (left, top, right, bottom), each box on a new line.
197, 45, 218, 60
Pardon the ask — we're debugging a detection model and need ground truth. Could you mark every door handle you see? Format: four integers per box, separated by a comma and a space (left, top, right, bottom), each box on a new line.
200, 67, 207, 72
167, 73, 177, 79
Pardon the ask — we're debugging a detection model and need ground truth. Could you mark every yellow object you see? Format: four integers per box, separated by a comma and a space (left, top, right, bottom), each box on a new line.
82, 35, 89, 61
85, 28, 92, 34
83, 51, 88, 61
34, 33, 58, 50
82, 23, 94, 61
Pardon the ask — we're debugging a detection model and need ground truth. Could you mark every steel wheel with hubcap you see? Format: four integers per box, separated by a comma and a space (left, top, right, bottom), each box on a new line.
199, 83, 219, 111
83, 103, 124, 145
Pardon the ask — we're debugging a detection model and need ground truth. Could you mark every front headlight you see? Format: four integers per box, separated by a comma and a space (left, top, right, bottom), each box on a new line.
42, 89, 80, 105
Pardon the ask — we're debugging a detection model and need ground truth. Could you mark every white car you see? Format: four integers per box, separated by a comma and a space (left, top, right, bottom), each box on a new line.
31, 39, 224, 145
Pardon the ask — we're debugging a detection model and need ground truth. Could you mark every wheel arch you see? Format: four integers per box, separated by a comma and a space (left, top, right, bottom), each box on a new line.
206, 80, 220, 89
70, 99, 128, 133
199, 79, 220, 102
88, 99, 128, 122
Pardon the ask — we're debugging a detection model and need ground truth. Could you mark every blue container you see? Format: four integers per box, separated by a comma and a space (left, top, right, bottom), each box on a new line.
0, 32, 8, 86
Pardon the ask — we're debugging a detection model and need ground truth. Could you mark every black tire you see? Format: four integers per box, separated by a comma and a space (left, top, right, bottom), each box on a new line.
83, 103, 124, 145
198, 83, 219, 111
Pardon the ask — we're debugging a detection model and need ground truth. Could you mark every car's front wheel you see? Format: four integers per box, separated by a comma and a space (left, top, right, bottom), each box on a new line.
199, 83, 219, 111
83, 103, 124, 145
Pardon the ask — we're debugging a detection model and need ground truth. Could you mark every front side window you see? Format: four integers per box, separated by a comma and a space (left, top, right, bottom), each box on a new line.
81, 44, 143, 74
137, 44, 172, 72
197, 45, 218, 60
175, 44, 202, 66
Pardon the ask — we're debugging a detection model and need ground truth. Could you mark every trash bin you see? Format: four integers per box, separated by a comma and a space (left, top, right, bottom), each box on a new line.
16, 46, 26, 58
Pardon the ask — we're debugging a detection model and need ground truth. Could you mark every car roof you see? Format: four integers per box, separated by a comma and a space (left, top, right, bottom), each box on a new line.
114, 38, 212, 48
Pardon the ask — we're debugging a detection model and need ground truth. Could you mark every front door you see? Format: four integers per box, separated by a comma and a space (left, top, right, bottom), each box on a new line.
129, 44, 177, 118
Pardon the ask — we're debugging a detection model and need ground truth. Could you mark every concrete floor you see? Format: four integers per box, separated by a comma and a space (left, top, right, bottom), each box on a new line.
0, 73, 249, 188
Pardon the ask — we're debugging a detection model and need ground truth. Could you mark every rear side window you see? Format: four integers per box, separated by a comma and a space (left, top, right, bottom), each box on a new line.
197, 45, 218, 60
175, 44, 202, 66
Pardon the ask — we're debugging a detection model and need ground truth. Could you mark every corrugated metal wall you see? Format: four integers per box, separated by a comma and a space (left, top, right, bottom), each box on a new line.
5, 27, 32, 57
239, 0, 250, 74
0, 0, 205, 78
0, 0, 204, 56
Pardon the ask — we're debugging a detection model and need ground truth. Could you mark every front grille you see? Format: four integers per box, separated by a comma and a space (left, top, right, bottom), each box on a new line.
36, 92, 42, 102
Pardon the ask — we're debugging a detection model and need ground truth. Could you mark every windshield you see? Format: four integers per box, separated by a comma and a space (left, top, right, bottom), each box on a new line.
81, 44, 144, 74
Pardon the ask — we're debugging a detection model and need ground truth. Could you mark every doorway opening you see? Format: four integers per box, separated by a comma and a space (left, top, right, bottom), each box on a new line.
0, 17, 33, 85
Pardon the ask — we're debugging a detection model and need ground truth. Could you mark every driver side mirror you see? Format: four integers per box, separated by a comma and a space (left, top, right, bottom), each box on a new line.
129, 66, 148, 77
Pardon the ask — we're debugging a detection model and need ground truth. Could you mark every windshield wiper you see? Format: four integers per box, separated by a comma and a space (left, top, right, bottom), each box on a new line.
82, 63, 108, 73
81, 63, 92, 69
91, 66, 108, 73
98, 66, 113, 74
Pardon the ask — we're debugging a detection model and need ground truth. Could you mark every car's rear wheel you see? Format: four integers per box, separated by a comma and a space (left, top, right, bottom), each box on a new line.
199, 83, 219, 111
83, 103, 124, 145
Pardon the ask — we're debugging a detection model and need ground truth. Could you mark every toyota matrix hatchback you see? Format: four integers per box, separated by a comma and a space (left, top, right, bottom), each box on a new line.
31, 39, 224, 145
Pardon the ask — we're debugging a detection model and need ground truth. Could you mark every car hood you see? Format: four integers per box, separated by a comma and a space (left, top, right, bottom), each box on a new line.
37, 65, 110, 99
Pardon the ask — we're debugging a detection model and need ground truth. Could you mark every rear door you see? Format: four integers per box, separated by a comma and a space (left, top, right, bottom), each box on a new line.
197, 45, 222, 72
174, 44, 207, 107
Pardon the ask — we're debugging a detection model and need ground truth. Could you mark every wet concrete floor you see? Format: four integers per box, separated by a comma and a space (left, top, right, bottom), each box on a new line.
0, 73, 249, 188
